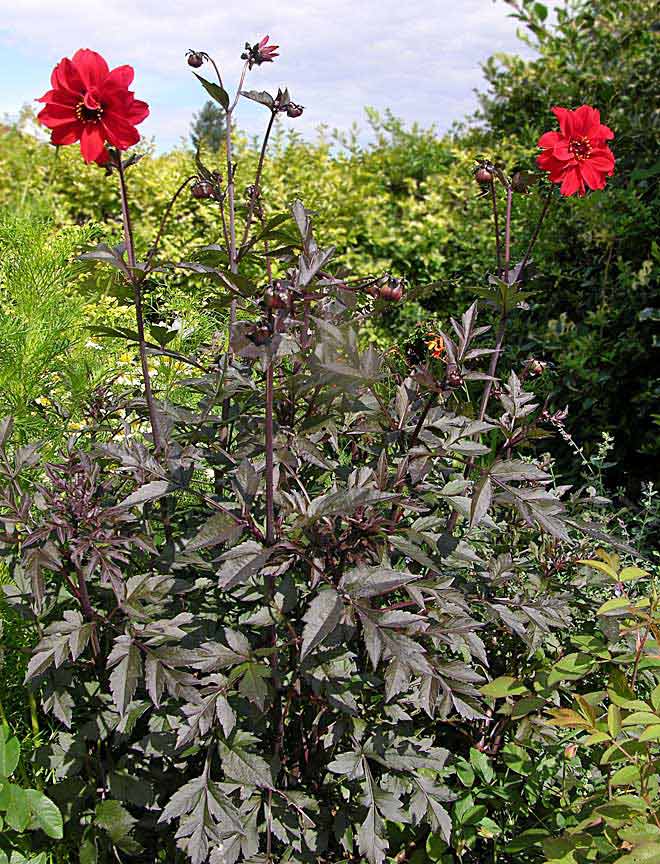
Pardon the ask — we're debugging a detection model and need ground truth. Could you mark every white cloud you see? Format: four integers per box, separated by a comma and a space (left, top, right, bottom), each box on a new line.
0, 0, 551, 148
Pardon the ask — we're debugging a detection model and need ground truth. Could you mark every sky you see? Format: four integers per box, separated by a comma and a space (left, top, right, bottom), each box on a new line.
0, 0, 548, 150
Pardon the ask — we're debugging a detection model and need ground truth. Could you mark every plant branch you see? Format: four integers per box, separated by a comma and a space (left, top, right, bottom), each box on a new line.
116, 154, 163, 451
517, 185, 553, 281
490, 179, 502, 277
240, 109, 277, 252
145, 174, 196, 272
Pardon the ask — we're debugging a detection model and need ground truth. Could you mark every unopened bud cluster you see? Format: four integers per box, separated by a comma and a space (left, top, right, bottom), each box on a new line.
369, 275, 405, 302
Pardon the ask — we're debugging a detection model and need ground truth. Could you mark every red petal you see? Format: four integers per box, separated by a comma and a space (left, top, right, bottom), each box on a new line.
552, 106, 577, 138
51, 58, 84, 94
107, 64, 134, 89
72, 49, 110, 90
126, 98, 149, 125
580, 160, 607, 191
37, 88, 79, 108
559, 167, 584, 197
573, 105, 600, 136
79, 123, 107, 163
37, 104, 77, 128
101, 112, 140, 149
537, 151, 565, 178
537, 130, 561, 149
594, 123, 614, 142
50, 121, 83, 145
589, 148, 615, 172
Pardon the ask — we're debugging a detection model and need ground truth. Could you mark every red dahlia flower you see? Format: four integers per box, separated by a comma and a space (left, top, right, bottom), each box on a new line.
537, 105, 615, 197
37, 49, 149, 165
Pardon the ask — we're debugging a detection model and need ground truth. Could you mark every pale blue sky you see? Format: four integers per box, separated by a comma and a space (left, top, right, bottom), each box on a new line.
0, 0, 550, 150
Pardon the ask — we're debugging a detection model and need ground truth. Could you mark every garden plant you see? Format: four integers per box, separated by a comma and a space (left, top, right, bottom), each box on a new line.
0, 5, 659, 864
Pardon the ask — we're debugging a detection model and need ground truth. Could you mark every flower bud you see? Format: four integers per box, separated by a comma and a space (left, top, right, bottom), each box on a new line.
446, 367, 463, 388
475, 167, 494, 185
526, 358, 547, 376
286, 103, 304, 118
264, 279, 292, 310
191, 179, 215, 199
376, 276, 405, 302
186, 50, 205, 68
247, 324, 272, 346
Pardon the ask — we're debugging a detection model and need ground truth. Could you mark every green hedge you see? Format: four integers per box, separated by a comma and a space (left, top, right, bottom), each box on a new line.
0, 0, 657, 489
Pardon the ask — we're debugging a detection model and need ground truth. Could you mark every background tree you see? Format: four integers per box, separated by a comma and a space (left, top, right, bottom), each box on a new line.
190, 99, 227, 152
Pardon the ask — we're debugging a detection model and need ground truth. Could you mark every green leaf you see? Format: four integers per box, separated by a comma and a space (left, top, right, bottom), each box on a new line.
619, 567, 648, 582
0, 729, 20, 778
95, 799, 141, 854
616, 843, 660, 863
193, 73, 229, 110
511, 696, 546, 718
608, 704, 622, 737
4, 783, 30, 831
300, 588, 343, 659
610, 764, 641, 786
25, 789, 63, 838
469, 747, 494, 783
79, 838, 97, 864
639, 724, 660, 742
622, 711, 660, 727
480, 676, 528, 698
501, 743, 532, 776
547, 652, 596, 685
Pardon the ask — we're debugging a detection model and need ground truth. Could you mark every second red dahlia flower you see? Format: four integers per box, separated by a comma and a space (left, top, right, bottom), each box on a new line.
37, 49, 149, 165
537, 105, 615, 197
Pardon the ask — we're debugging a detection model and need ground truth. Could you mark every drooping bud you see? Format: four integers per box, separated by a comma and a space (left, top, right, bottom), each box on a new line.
186, 50, 205, 68
191, 178, 215, 199
475, 167, 494, 185
286, 103, 304, 118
